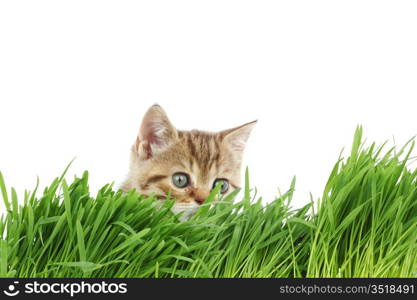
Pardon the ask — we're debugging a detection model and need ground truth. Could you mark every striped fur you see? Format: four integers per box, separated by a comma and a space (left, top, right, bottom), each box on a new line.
121, 105, 255, 220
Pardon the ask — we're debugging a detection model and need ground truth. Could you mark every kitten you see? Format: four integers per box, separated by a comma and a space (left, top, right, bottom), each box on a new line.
121, 104, 256, 220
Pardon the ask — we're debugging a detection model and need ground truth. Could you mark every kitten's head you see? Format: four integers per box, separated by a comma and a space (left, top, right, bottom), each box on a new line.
122, 104, 256, 220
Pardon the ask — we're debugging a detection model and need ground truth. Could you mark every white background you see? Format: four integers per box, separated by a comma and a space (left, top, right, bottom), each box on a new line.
1, 1, 416, 213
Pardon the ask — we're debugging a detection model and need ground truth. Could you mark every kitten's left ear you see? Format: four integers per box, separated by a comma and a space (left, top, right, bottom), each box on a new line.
221, 120, 257, 154
135, 104, 178, 159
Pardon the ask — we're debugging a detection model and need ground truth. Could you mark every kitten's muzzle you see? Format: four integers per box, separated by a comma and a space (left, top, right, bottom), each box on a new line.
195, 198, 205, 205
192, 188, 210, 205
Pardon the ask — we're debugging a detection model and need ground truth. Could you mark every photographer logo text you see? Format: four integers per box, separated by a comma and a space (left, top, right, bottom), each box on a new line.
3, 281, 127, 297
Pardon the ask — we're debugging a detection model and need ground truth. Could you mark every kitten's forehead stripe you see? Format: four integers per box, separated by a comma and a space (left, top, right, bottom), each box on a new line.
180, 130, 223, 181
186, 133, 197, 159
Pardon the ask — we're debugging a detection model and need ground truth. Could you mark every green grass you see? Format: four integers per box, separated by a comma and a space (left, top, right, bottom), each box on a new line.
1, 127, 417, 278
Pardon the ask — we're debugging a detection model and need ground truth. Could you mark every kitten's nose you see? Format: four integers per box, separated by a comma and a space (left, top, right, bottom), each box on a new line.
195, 198, 205, 205
193, 189, 210, 205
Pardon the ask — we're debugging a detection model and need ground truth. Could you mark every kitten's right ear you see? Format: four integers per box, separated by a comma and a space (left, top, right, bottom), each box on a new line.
221, 120, 257, 156
135, 104, 178, 160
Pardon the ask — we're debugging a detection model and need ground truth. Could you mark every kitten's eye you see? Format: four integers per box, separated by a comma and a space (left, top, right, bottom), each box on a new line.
213, 179, 229, 194
172, 173, 189, 188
